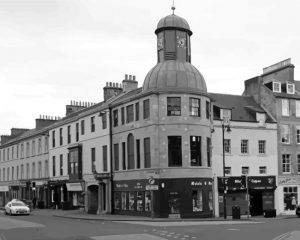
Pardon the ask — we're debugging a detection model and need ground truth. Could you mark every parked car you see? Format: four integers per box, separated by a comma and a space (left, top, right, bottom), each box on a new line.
5, 200, 30, 215
296, 205, 300, 217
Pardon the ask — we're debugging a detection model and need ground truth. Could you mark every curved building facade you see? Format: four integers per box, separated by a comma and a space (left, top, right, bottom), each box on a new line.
111, 13, 213, 218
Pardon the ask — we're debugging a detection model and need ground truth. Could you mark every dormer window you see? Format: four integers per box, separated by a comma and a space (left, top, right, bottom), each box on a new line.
221, 109, 231, 123
287, 83, 295, 94
256, 112, 266, 126
273, 81, 281, 93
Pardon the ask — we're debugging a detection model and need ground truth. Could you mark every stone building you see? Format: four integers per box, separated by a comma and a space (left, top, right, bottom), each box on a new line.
244, 58, 300, 215
211, 93, 278, 217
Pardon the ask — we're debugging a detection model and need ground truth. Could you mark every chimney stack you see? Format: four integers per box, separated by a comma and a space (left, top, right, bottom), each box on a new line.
122, 73, 138, 92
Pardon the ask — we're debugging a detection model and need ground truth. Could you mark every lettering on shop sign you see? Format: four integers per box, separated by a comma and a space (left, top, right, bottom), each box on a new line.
191, 181, 212, 186
134, 182, 143, 189
250, 179, 262, 184
116, 184, 129, 188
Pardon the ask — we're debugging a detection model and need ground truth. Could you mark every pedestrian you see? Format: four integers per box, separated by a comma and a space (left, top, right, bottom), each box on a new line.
291, 196, 297, 210
32, 197, 37, 209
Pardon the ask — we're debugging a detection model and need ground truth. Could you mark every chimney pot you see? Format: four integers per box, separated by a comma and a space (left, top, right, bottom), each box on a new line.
125, 74, 128, 80
129, 75, 132, 80
133, 75, 136, 81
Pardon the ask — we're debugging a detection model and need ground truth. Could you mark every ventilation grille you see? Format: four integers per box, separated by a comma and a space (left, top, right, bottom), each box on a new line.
165, 52, 176, 60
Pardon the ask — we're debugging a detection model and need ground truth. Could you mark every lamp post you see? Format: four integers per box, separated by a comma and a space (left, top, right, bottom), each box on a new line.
222, 118, 231, 219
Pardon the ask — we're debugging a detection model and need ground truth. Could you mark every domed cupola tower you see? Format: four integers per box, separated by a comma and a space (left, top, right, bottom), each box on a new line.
143, 9, 207, 93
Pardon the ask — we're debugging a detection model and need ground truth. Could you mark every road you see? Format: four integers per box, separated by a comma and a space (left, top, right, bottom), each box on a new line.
0, 211, 300, 240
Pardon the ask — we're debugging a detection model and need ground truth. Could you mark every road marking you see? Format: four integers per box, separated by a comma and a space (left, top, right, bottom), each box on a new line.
116, 220, 263, 227
0, 233, 7, 240
90, 234, 167, 240
273, 231, 300, 240
227, 228, 240, 231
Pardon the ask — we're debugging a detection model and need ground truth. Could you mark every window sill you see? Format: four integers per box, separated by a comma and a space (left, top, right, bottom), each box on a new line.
282, 172, 292, 174
257, 154, 268, 157
239, 154, 250, 156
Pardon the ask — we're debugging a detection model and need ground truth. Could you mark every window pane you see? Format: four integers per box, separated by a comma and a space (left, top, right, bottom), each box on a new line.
192, 190, 203, 212
281, 125, 290, 143
167, 97, 181, 116
190, 136, 201, 166
282, 99, 289, 116
168, 136, 182, 166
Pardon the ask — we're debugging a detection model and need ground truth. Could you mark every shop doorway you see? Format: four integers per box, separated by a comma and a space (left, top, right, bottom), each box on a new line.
250, 191, 263, 216
168, 191, 181, 217
87, 185, 98, 214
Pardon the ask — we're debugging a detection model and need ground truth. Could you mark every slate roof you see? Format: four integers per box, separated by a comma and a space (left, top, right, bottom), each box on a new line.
209, 93, 275, 123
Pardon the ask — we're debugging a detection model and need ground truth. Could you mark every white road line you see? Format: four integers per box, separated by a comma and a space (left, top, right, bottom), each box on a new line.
0, 233, 8, 240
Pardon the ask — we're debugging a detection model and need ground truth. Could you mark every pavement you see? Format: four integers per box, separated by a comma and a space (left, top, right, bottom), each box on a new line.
19, 208, 295, 222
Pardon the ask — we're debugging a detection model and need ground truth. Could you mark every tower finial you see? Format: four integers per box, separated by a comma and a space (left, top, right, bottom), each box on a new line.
171, 0, 175, 15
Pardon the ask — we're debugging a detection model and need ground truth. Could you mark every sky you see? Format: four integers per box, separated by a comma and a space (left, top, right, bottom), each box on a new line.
0, 0, 300, 135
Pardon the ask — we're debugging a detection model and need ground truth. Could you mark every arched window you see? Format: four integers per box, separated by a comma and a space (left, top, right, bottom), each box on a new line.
127, 134, 135, 169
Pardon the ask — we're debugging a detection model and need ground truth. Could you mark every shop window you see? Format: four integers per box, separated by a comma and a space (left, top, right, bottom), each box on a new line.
114, 192, 121, 210
224, 139, 231, 154
167, 97, 181, 116
137, 192, 143, 211
121, 192, 127, 210
258, 140, 266, 154
284, 187, 297, 210
168, 136, 182, 167
208, 191, 213, 211
129, 192, 135, 211
241, 140, 248, 154
282, 154, 291, 173
282, 99, 290, 116
126, 105, 134, 123
168, 191, 180, 214
189, 98, 200, 117
190, 136, 201, 166
192, 190, 203, 212
281, 125, 290, 144
145, 191, 151, 212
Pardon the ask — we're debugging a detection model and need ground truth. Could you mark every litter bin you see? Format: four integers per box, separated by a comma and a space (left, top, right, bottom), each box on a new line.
232, 205, 241, 219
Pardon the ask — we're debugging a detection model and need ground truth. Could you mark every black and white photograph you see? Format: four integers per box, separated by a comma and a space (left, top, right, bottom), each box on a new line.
0, 0, 300, 239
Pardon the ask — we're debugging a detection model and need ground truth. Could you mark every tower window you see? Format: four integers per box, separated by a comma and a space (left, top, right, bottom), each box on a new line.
167, 97, 181, 116
168, 136, 182, 167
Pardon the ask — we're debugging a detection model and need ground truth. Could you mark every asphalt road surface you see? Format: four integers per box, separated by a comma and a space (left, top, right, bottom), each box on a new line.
0, 211, 300, 240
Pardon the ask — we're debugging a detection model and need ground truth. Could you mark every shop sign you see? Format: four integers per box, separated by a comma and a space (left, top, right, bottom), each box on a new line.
0, 186, 9, 192
114, 179, 148, 191
66, 182, 83, 192
191, 180, 212, 186
248, 176, 276, 190
145, 185, 159, 191
217, 177, 245, 190
278, 176, 300, 185
35, 181, 47, 186
94, 172, 110, 180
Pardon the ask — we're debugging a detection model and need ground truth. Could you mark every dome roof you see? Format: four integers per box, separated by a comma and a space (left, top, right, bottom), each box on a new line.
155, 14, 192, 35
143, 61, 207, 93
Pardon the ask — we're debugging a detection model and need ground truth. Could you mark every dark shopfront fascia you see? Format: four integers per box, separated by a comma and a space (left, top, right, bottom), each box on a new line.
48, 180, 84, 209
114, 178, 213, 218
218, 176, 276, 216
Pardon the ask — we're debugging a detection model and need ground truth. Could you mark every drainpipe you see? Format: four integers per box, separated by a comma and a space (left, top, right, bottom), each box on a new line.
109, 106, 114, 214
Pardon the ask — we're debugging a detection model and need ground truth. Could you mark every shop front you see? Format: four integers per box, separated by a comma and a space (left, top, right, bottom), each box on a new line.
0, 185, 9, 207
114, 178, 213, 218
218, 176, 276, 216
278, 176, 300, 214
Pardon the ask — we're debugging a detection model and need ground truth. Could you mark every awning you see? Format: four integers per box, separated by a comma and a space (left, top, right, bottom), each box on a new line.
0, 186, 9, 192
66, 183, 83, 192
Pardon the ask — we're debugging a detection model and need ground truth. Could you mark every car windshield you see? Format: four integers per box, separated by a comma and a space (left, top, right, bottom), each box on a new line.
11, 202, 25, 206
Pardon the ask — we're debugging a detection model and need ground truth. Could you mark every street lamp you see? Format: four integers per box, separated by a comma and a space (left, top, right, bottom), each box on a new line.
222, 118, 231, 219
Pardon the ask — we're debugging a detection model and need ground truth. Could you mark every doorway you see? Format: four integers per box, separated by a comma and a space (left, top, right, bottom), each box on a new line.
250, 191, 263, 216
87, 185, 98, 214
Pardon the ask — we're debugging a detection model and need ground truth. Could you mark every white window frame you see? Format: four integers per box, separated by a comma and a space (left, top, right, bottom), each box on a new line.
296, 101, 300, 118
241, 139, 249, 154
224, 139, 231, 154
297, 126, 300, 144
273, 81, 281, 93
258, 140, 266, 154
282, 154, 291, 174
287, 83, 295, 94
281, 125, 290, 144
282, 99, 289, 116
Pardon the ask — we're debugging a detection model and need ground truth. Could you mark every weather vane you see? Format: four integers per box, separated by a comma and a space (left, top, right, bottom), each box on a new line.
171, 0, 175, 14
